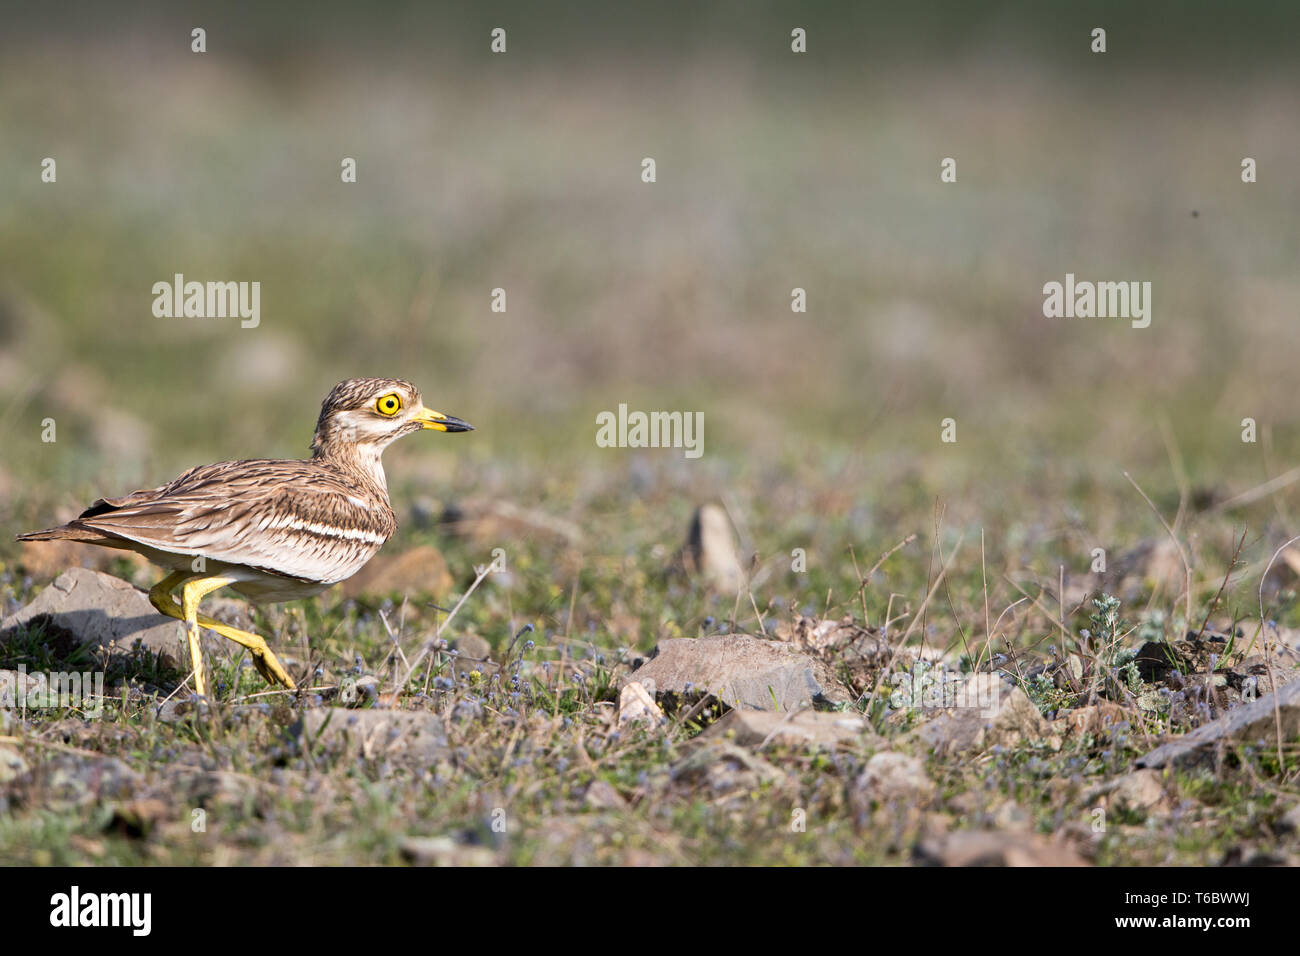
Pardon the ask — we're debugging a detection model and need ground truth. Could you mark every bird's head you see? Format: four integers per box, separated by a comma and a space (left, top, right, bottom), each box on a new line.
310, 378, 473, 458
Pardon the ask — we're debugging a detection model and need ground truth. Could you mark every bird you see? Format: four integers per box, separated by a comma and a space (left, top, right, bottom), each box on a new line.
17, 377, 473, 698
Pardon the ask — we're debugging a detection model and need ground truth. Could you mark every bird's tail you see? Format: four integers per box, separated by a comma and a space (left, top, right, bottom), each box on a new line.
16, 526, 88, 542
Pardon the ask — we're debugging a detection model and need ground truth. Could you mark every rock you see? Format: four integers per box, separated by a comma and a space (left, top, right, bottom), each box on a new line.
1110, 769, 1167, 813
915, 830, 1089, 867
671, 741, 788, 799
680, 504, 745, 593
991, 800, 1032, 831
1136, 674, 1300, 769
443, 635, 496, 681
295, 708, 450, 764
1259, 546, 1300, 596
338, 546, 453, 601
906, 674, 1050, 755
618, 681, 665, 727
1230, 657, 1288, 698
398, 836, 495, 866
1277, 804, 1300, 833
1062, 702, 1131, 736
702, 708, 876, 750
583, 779, 628, 810
182, 769, 268, 807
857, 752, 933, 803
772, 615, 892, 665
1225, 619, 1300, 663
353, 675, 381, 703
452, 633, 492, 662
106, 798, 171, 838
628, 635, 852, 711
0, 744, 27, 785
1133, 633, 1235, 683
12, 753, 143, 812
0, 568, 218, 672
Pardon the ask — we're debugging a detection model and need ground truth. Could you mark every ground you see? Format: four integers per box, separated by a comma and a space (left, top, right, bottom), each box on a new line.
2, 453, 1298, 865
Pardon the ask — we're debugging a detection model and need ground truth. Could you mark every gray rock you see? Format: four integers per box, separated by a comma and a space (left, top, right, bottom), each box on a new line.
991, 800, 1033, 831
398, 835, 495, 866
629, 635, 852, 711
295, 708, 450, 763
671, 741, 788, 797
1228, 619, 1300, 664
1110, 769, 1167, 813
452, 634, 493, 662
181, 769, 269, 807
0, 744, 27, 785
856, 752, 933, 803
0, 568, 219, 671
12, 753, 143, 812
906, 674, 1050, 754
915, 829, 1089, 867
703, 708, 877, 750
583, 779, 628, 810
1278, 804, 1300, 833
773, 615, 893, 666
1136, 674, 1300, 769
353, 675, 381, 703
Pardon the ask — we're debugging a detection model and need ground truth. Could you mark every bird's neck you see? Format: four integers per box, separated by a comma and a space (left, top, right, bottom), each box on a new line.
312, 439, 389, 495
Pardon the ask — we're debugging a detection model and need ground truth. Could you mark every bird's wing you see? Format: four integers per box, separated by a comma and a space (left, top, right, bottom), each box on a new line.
69, 459, 397, 583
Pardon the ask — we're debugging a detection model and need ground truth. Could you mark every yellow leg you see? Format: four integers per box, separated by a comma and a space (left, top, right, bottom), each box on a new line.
198, 615, 297, 690
180, 576, 236, 698
149, 572, 203, 692
148, 573, 297, 693
148, 571, 194, 614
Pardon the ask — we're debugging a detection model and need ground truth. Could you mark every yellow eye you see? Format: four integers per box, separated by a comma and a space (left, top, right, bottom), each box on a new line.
375, 393, 402, 416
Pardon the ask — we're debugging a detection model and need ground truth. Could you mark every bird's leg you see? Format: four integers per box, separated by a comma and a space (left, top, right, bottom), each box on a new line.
149, 573, 295, 690
148, 571, 195, 616
195, 617, 297, 690
179, 576, 238, 698
149, 572, 201, 689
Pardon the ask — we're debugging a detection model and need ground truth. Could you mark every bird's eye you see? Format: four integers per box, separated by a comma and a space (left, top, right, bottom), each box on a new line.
375, 393, 402, 416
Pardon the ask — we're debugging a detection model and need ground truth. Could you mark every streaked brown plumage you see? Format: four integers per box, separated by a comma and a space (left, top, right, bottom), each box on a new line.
18, 377, 473, 694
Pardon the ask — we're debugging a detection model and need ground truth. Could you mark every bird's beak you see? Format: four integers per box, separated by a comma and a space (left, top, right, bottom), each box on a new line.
414, 407, 474, 432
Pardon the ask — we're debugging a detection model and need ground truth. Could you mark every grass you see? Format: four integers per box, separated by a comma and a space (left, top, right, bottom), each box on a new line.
2, 457, 1298, 865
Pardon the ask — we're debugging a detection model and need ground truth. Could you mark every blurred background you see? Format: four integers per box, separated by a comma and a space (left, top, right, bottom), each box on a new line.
3, 1, 1300, 625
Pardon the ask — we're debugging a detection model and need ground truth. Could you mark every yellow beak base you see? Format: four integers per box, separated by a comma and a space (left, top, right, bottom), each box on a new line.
414, 407, 474, 432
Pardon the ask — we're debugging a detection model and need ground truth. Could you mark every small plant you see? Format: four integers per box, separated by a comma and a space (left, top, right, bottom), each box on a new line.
1082, 595, 1167, 713
1025, 670, 1075, 716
